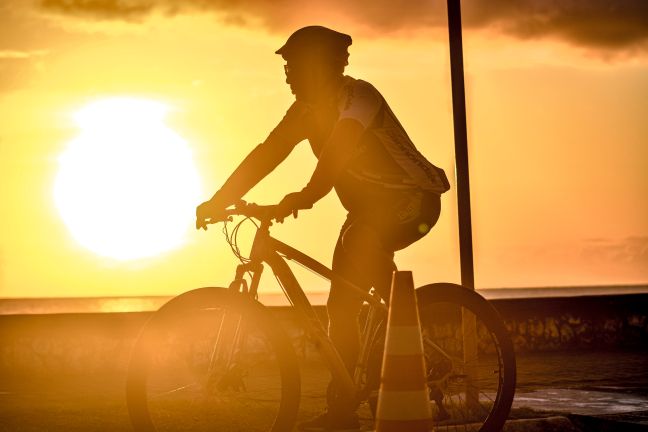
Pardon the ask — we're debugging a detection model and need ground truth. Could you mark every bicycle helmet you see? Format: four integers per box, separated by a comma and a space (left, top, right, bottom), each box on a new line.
276, 25, 352, 65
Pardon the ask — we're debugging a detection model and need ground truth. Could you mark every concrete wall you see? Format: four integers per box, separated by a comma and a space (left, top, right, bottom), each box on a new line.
494, 294, 648, 352
1, 294, 646, 376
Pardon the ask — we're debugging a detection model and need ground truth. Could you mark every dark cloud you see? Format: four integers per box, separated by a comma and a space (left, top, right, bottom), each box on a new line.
40, 0, 155, 21
469, 0, 648, 50
38, 0, 648, 52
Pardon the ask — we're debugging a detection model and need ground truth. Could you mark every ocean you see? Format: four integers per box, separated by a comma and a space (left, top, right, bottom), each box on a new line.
1, 285, 646, 315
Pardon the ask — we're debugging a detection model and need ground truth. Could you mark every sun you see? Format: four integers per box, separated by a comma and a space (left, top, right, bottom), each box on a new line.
54, 97, 202, 261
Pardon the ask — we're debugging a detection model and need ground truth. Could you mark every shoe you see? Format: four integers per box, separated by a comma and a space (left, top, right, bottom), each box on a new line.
297, 410, 360, 432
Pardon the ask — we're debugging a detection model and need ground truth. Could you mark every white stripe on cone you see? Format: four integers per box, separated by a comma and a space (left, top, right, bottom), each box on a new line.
384, 326, 425, 355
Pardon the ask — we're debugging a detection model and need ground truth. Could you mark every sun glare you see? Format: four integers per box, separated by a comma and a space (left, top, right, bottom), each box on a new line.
54, 97, 202, 261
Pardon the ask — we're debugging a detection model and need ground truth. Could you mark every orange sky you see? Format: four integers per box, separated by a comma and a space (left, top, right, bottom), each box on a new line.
1, 0, 647, 300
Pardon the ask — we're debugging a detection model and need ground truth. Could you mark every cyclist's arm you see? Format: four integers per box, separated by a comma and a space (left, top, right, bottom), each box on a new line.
297, 117, 364, 206
297, 80, 382, 206
210, 139, 295, 207
209, 103, 308, 208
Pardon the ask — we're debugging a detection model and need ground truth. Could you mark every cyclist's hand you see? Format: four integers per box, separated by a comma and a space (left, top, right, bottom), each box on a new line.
275, 192, 312, 223
196, 199, 225, 230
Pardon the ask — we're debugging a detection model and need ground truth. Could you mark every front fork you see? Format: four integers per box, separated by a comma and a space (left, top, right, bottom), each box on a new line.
228, 262, 264, 298
354, 296, 386, 392
206, 262, 264, 392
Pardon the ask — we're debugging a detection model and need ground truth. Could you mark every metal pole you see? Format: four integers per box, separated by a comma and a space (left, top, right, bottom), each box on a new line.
447, 0, 480, 414
447, 0, 475, 291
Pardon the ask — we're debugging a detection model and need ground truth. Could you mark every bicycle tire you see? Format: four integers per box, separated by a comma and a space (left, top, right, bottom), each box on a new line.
366, 283, 516, 432
127, 287, 301, 432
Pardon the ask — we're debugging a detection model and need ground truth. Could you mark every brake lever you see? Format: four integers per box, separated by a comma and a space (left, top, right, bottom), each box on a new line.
196, 219, 208, 231
196, 214, 233, 231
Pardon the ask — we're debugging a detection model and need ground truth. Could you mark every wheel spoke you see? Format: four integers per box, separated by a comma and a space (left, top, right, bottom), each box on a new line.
151, 382, 201, 398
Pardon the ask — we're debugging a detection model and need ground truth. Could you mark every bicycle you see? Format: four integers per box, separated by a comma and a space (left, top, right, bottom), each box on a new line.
126, 201, 516, 431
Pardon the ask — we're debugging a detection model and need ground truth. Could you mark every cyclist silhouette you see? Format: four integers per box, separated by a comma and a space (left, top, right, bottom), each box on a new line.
196, 25, 450, 431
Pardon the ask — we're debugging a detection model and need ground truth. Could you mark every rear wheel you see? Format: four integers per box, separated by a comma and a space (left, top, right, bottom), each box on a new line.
127, 287, 301, 432
366, 283, 516, 432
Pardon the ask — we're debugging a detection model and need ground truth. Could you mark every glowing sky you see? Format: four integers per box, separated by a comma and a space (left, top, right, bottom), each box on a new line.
1, 0, 647, 299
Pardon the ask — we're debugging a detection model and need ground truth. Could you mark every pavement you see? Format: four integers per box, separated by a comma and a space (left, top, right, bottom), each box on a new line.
508, 350, 648, 431
1, 350, 647, 431
511, 389, 648, 431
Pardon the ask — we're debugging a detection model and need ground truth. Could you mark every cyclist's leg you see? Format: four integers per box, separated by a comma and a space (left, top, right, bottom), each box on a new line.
352, 190, 441, 301
327, 216, 373, 374
312, 217, 372, 427
336, 222, 396, 305
350, 192, 441, 417
324, 193, 441, 412
327, 191, 441, 363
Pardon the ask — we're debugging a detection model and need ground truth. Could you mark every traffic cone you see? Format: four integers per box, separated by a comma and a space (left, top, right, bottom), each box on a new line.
375, 270, 432, 432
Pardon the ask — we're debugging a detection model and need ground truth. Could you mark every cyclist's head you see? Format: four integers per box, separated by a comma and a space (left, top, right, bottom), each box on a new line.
276, 26, 352, 102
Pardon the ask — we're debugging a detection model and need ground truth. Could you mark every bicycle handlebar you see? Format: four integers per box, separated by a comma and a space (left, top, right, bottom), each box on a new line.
197, 200, 296, 230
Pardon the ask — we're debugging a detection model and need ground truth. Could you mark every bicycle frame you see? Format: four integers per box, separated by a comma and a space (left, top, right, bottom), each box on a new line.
226, 217, 388, 407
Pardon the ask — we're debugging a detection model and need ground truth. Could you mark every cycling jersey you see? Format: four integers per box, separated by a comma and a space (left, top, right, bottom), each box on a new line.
268, 76, 450, 211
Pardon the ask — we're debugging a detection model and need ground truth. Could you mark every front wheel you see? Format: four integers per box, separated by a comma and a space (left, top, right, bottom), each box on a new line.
126, 287, 301, 432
